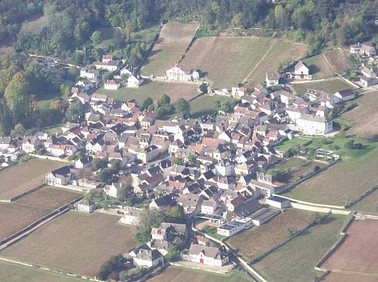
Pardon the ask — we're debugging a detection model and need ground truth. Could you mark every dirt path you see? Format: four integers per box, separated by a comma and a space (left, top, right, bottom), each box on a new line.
242, 39, 276, 84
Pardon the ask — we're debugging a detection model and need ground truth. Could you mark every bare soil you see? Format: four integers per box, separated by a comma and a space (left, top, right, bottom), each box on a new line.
322, 219, 378, 276
323, 49, 350, 73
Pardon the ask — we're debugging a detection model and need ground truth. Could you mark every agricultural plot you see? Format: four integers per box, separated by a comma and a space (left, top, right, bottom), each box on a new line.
283, 148, 378, 206
350, 188, 378, 213
0, 261, 82, 282
253, 214, 347, 282
141, 22, 199, 76
99, 81, 199, 104
323, 49, 350, 74
340, 91, 378, 138
189, 95, 236, 118
303, 54, 334, 79
274, 138, 311, 152
149, 267, 251, 282
182, 37, 307, 89
267, 158, 326, 184
0, 212, 136, 277
0, 159, 67, 200
323, 272, 378, 282
321, 219, 378, 278
0, 186, 80, 241
291, 77, 353, 95
227, 209, 315, 260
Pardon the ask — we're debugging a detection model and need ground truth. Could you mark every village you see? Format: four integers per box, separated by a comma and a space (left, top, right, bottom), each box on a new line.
0, 35, 374, 281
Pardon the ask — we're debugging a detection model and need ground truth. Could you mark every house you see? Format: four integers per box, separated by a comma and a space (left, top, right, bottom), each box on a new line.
296, 114, 333, 135
267, 196, 290, 208
177, 193, 203, 214
266, 72, 280, 87
93, 60, 121, 72
334, 89, 356, 102
80, 67, 100, 82
184, 244, 229, 267
120, 206, 142, 225
127, 74, 144, 88
215, 159, 234, 176
350, 41, 376, 57
129, 244, 164, 268
104, 80, 121, 90
132, 145, 160, 163
149, 194, 175, 210
201, 199, 217, 214
75, 156, 93, 169
217, 217, 252, 237
166, 64, 200, 81
75, 199, 95, 213
196, 235, 211, 246
294, 60, 310, 78
45, 166, 73, 186
361, 76, 378, 87
22, 137, 42, 153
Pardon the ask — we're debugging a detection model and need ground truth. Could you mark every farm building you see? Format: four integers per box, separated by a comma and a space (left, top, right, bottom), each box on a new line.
334, 89, 356, 102
217, 217, 252, 237
266, 196, 290, 209
75, 199, 94, 213
183, 244, 229, 267
251, 208, 282, 226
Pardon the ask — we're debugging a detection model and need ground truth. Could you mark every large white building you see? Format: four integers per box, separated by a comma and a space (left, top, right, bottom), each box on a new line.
166, 65, 199, 81
217, 217, 252, 237
296, 114, 333, 135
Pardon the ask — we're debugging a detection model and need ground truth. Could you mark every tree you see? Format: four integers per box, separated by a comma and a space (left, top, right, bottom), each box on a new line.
92, 157, 108, 171
200, 83, 208, 94
169, 206, 185, 223
98, 168, 113, 183
214, 100, 221, 110
134, 210, 166, 245
65, 102, 84, 122
175, 98, 191, 118
166, 245, 180, 262
220, 100, 233, 113
141, 97, 153, 111
157, 94, 171, 107
113, 29, 126, 49
4, 84, 31, 125
91, 31, 102, 44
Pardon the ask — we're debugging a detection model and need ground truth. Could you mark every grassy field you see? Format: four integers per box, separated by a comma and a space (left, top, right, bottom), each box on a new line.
182, 37, 307, 89
274, 138, 311, 152
283, 147, 378, 206
0, 159, 67, 200
291, 77, 353, 95
303, 54, 334, 79
0, 212, 136, 277
350, 188, 378, 214
227, 209, 315, 260
141, 22, 199, 76
340, 91, 378, 138
323, 49, 350, 74
98, 80, 199, 104
189, 95, 236, 118
253, 214, 347, 282
0, 261, 82, 282
36, 91, 62, 109
0, 186, 80, 241
20, 14, 48, 34
149, 267, 251, 282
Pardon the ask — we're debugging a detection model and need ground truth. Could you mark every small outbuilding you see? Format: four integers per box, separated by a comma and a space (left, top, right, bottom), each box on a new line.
266, 196, 290, 209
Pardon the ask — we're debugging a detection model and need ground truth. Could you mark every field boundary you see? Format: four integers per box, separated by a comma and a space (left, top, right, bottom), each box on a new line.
7, 183, 46, 202
322, 52, 336, 73
278, 195, 345, 210
346, 184, 378, 208
314, 216, 354, 273
249, 212, 331, 265
0, 256, 94, 281
0, 195, 83, 248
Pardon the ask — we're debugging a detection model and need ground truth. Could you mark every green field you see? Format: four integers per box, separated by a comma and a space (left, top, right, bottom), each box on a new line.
283, 147, 378, 206
227, 209, 315, 260
0, 261, 81, 282
149, 267, 251, 282
189, 95, 236, 118
291, 77, 353, 95
274, 138, 311, 152
0, 212, 136, 277
98, 81, 199, 104
253, 214, 347, 282
303, 54, 334, 79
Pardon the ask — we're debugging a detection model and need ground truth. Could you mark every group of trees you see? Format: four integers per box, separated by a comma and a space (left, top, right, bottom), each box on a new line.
140, 95, 191, 118
0, 52, 78, 135
2, 0, 378, 60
